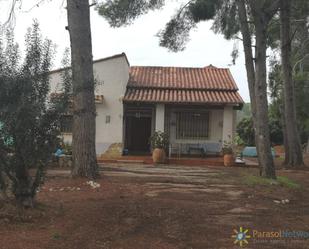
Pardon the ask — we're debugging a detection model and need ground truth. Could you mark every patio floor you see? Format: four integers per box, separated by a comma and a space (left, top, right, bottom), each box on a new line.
99, 155, 224, 167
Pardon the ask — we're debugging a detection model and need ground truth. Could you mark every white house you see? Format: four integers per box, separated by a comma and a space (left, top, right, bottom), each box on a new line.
49, 53, 243, 157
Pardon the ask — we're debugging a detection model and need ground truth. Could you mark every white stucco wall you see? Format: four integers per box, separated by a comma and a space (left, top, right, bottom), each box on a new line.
222, 106, 235, 143
49, 55, 130, 155
168, 108, 225, 154
155, 104, 165, 132
167, 107, 237, 154
169, 109, 224, 144
60, 133, 72, 144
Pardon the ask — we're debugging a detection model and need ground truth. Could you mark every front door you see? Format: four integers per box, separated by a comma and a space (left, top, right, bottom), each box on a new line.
125, 116, 152, 154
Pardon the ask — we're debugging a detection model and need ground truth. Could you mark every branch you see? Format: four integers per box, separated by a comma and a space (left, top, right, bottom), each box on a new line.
21, 0, 47, 13
177, 0, 195, 16
0, 158, 18, 185
31, 160, 46, 197
265, 0, 280, 19
234, 36, 243, 41
293, 53, 309, 74
0, 0, 18, 32
291, 19, 307, 23
290, 27, 298, 43
233, 36, 257, 49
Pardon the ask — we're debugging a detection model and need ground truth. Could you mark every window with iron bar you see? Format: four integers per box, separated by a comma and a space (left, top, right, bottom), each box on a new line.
176, 111, 209, 139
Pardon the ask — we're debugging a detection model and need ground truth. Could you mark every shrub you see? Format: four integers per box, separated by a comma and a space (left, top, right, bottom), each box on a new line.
0, 21, 62, 207
149, 131, 169, 150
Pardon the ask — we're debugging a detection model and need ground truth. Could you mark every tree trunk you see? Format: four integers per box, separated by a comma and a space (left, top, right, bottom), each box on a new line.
0, 171, 9, 201
236, 0, 260, 172
14, 161, 34, 208
67, 0, 98, 178
237, 0, 275, 178
252, 9, 276, 179
279, 102, 289, 164
280, 0, 304, 168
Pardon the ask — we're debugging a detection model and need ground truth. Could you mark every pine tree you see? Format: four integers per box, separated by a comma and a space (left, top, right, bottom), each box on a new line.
66, 0, 99, 178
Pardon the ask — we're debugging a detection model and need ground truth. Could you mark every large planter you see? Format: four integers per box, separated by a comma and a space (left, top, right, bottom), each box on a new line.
152, 148, 166, 164
223, 154, 234, 167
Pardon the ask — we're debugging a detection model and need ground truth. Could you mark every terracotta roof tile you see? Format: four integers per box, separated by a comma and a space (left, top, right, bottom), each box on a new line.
123, 88, 243, 105
125, 65, 243, 105
129, 66, 238, 90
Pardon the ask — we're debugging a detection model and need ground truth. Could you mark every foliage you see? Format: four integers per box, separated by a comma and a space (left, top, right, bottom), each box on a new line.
243, 175, 301, 189
267, 0, 309, 152
237, 115, 284, 146
157, 7, 196, 52
211, 0, 240, 40
233, 134, 244, 146
268, 114, 283, 145
63, 142, 72, 155
52, 47, 101, 115
236, 117, 255, 146
221, 134, 245, 155
221, 143, 233, 155
58, 48, 73, 112
236, 102, 251, 123
0, 21, 60, 206
97, 0, 225, 52
149, 131, 169, 150
268, 59, 309, 145
294, 72, 309, 143
97, 0, 165, 28
221, 135, 235, 155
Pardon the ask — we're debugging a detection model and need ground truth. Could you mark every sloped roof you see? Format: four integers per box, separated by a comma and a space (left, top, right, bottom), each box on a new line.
125, 88, 243, 104
49, 53, 129, 75
128, 65, 238, 90
124, 65, 243, 105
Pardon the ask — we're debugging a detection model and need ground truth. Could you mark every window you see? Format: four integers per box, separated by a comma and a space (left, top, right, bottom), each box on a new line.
176, 111, 209, 139
60, 115, 73, 133
105, 115, 111, 123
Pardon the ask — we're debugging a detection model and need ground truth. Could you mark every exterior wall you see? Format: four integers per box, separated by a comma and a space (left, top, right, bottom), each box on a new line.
49, 55, 130, 156
167, 106, 237, 155
155, 104, 165, 132
93, 57, 129, 156
222, 106, 235, 143
168, 108, 224, 145
60, 133, 72, 144
167, 107, 226, 155
232, 108, 237, 137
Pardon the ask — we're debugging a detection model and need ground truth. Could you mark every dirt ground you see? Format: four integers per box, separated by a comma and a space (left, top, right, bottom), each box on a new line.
1, 160, 309, 249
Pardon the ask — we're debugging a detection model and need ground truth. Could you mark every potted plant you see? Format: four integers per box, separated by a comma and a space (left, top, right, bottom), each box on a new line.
222, 137, 235, 167
149, 131, 169, 164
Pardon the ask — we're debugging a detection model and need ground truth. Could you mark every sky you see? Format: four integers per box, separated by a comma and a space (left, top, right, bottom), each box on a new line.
1, 0, 250, 102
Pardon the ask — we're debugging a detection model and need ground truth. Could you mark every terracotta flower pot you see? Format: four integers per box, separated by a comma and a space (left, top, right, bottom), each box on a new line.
223, 154, 234, 167
152, 148, 166, 164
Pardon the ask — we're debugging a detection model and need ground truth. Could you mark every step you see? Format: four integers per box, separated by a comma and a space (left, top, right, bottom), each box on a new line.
116, 159, 145, 164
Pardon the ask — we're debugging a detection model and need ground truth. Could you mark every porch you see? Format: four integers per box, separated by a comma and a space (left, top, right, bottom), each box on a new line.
123, 103, 237, 157
98, 155, 225, 166
121, 65, 243, 159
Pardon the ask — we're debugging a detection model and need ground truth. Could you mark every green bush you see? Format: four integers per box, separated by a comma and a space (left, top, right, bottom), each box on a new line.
0, 21, 63, 207
149, 131, 169, 150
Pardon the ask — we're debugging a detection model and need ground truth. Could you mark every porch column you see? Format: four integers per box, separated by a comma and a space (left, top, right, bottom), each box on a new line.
155, 104, 165, 132
222, 106, 234, 142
